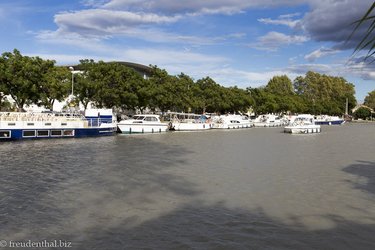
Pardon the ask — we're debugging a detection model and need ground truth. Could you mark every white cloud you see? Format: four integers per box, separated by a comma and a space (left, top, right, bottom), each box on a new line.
304, 47, 339, 62
54, 9, 181, 37
102, 0, 307, 15
258, 13, 301, 28
258, 17, 300, 28
251, 31, 309, 51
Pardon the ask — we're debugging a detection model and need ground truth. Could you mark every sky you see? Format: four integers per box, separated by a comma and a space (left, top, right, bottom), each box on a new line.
0, 0, 374, 102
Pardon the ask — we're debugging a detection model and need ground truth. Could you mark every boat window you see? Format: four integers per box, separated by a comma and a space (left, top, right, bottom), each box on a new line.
45, 123, 52, 126
23, 130, 36, 137
136, 116, 145, 120
7, 123, 16, 126
0, 130, 10, 138
145, 117, 157, 122
51, 130, 62, 136
63, 130, 74, 136
27, 123, 34, 126
37, 130, 49, 137
61, 123, 67, 126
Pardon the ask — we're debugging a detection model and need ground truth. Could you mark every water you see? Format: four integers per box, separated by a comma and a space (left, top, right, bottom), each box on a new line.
0, 123, 375, 249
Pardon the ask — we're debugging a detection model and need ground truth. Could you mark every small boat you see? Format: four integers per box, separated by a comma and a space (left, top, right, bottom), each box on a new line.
284, 114, 321, 134
253, 114, 285, 127
117, 114, 168, 134
168, 113, 213, 131
0, 109, 117, 140
212, 114, 253, 129
314, 115, 345, 125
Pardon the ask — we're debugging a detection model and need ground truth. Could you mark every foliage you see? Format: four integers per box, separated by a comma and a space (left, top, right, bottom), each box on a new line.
0, 49, 55, 110
39, 66, 71, 110
353, 106, 372, 120
364, 90, 375, 109
293, 71, 356, 115
0, 49, 359, 116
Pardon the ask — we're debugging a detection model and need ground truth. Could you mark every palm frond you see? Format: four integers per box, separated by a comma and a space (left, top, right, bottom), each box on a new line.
349, 2, 375, 61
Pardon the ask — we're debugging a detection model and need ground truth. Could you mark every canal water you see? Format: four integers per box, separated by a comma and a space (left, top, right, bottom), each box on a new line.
0, 123, 375, 249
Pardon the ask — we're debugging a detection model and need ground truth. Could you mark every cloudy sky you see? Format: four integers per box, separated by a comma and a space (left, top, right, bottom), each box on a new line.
1, 0, 374, 101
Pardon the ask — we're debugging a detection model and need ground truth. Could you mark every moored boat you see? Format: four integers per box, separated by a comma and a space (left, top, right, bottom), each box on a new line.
253, 114, 285, 127
168, 113, 213, 131
212, 114, 253, 129
314, 115, 345, 125
0, 109, 117, 140
117, 114, 168, 134
284, 114, 321, 134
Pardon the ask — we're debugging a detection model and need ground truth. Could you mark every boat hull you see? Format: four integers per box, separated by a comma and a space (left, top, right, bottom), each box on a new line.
315, 120, 345, 125
0, 127, 116, 141
253, 122, 282, 127
214, 122, 253, 129
284, 125, 321, 134
171, 122, 213, 131
117, 124, 168, 134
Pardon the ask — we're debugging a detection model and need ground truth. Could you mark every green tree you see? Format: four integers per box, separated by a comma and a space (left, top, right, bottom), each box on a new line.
265, 75, 294, 95
293, 71, 356, 115
39, 66, 71, 110
364, 90, 375, 109
0, 49, 55, 111
353, 106, 372, 119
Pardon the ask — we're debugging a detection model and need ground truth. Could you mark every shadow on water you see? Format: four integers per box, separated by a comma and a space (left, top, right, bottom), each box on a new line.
1, 137, 375, 249
343, 160, 375, 196
75, 203, 375, 250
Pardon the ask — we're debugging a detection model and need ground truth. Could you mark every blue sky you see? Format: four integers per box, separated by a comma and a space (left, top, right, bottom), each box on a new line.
1, 0, 374, 102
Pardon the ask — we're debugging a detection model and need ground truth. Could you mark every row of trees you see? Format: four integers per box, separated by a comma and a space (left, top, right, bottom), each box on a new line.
0, 49, 365, 116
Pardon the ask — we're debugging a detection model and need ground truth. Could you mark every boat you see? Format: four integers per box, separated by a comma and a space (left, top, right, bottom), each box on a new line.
212, 114, 253, 129
168, 113, 213, 131
314, 115, 345, 125
0, 109, 117, 140
117, 114, 168, 134
284, 114, 321, 134
253, 114, 285, 127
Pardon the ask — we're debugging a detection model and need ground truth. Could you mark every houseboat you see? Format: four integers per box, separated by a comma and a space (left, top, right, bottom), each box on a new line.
0, 109, 117, 140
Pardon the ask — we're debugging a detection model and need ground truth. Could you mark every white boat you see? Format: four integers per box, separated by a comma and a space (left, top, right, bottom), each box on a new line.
0, 109, 117, 140
117, 114, 168, 134
253, 114, 284, 127
168, 113, 213, 131
314, 115, 345, 125
212, 114, 253, 129
284, 114, 321, 134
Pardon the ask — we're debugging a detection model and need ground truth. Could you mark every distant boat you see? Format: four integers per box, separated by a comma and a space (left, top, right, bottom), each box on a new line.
212, 114, 253, 129
253, 114, 285, 127
117, 114, 168, 134
284, 114, 321, 134
314, 115, 345, 125
168, 112, 213, 131
0, 109, 117, 140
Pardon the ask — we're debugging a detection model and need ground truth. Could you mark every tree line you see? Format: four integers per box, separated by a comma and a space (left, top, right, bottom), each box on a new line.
0, 49, 368, 116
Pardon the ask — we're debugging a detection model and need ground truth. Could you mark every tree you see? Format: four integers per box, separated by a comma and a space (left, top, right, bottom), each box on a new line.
292, 71, 356, 115
364, 90, 375, 109
353, 106, 372, 120
39, 66, 71, 110
0, 49, 55, 110
265, 75, 294, 95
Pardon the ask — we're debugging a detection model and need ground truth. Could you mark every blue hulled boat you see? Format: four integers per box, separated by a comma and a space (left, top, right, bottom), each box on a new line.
0, 109, 117, 141
314, 115, 345, 125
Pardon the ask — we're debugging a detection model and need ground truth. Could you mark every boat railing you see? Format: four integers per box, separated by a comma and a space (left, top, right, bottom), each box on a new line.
0, 112, 114, 127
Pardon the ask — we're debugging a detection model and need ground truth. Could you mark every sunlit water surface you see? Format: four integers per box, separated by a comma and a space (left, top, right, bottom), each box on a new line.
1, 123, 375, 249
